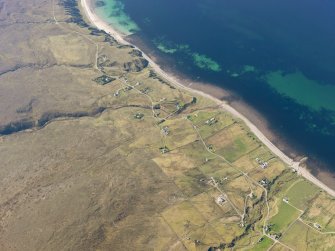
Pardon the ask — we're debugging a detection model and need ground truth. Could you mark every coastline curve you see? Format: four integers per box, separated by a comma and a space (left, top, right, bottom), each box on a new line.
80, 0, 335, 197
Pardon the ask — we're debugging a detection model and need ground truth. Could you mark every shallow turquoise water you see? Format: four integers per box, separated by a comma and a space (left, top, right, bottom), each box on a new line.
266, 71, 335, 112
95, 0, 139, 35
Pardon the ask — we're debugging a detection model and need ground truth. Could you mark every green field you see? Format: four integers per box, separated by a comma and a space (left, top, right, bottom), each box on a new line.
281, 220, 335, 250
269, 202, 301, 233
285, 180, 320, 210
250, 236, 274, 251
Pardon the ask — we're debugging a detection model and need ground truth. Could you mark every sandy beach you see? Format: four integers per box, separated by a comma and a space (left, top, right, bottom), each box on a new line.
80, 0, 335, 197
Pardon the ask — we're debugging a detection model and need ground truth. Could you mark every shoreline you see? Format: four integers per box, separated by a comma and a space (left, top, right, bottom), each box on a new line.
80, 0, 335, 197
125, 34, 305, 160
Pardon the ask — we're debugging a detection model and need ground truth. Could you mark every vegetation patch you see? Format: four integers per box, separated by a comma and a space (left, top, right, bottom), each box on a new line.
302, 192, 335, 232
174, 168, 208, 196
192, 53, 222, 72
60, 0, 89, 27
268, 201, 301, 234
190, 192, 225, 221
162, 201, 222, 249
285, 179, 320, 210
206, 124, 259, 162
281, 220, 335, 250
94, 75, 116, 85
249, 236, 274, 251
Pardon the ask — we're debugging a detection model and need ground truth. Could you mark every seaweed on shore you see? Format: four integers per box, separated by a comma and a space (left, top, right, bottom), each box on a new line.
95, 0, 105, 8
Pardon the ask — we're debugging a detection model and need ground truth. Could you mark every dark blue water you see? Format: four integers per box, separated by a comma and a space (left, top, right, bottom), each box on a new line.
97, 0, 335, 173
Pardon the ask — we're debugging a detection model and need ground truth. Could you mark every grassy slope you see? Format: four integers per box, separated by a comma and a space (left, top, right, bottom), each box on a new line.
0, 0, 334, 250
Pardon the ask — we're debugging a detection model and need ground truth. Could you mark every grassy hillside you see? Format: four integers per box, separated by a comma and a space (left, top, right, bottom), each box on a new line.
0, 0, 334, 250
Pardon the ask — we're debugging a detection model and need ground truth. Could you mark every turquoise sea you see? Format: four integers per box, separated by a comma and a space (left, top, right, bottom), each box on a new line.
95, 0, 335, 173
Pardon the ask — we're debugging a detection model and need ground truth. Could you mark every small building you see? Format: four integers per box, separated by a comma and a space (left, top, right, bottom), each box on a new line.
314, 223, 321, 229
260, 162, 269, 169
209, 177, 218, 186
270, 234, 281, 240
161, 126, 170, 136
216, 195, 226, 205
94, 75, 116, 85
215, 177, 228, 185
205, 117, 217, 126
259, 178, 270, 187
140, 87, 150, 94
257, 157, 269, 169
159, 146, 170, 154
134, 113, 144, 119
208, 144, 214, 152
194, 240, 201, 245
